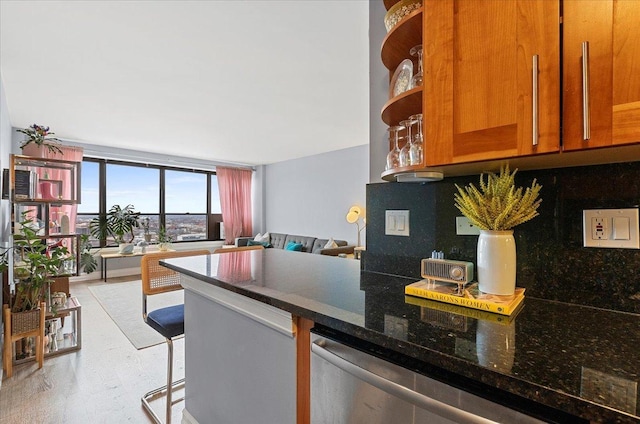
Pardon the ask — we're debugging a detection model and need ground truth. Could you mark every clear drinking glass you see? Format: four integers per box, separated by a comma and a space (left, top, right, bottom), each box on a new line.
410, 44, 423, 87
408, 114, 423, 166
398, 119, 414, 167
386, 125, 403, 170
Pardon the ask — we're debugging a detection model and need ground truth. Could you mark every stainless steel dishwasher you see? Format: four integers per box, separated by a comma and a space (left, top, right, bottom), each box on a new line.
310, 330, 545, 424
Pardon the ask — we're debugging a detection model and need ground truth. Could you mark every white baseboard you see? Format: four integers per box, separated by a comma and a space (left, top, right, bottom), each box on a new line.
182, 408, 199, 424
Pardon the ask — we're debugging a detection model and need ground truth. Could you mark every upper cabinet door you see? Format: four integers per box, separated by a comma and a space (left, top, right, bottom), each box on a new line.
563, 0, 640, 150
424, 0, 560, 166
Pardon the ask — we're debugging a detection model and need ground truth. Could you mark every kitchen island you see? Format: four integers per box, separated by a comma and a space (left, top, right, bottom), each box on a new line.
163, 248, 640, 424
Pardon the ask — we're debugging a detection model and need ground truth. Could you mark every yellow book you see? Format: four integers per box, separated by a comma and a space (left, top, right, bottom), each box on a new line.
404, 295, 523, 325
405, 280, 525, 316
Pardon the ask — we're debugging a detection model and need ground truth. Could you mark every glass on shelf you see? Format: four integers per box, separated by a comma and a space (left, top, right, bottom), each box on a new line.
410, 44, 423, 88
398, 119, 414, 167
408, 114, 424, 166
386, 125, 404, 170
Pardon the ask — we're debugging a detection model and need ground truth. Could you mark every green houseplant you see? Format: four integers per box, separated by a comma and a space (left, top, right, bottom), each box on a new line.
89, 204, 140, 254
17, 124, 63, 155
157, 225, 173, 251
0, 213, 69, 313
454, 165, 542, 295
78, 234, 98, 274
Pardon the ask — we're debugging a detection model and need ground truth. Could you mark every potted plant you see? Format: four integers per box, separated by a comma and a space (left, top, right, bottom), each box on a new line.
0, 213, 69, 313
17, 124, 63, 156
157, 225, 173, 251
454, 165, 542, 295
89, 204, 140, 254
1, 213, 69, 376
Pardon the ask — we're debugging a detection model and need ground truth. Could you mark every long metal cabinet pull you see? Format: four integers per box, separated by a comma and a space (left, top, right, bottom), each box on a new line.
311, 340, 499, 424
582, 41, 591, 140
532, 55, 539, 146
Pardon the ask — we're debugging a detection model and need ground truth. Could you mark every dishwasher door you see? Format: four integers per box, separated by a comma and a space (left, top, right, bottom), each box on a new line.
310, 332, 544, 424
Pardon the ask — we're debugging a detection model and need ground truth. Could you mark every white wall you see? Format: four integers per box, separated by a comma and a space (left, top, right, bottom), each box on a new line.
369, 0, 390, 183
0, 73, 12, 339
264, 145, 368, 246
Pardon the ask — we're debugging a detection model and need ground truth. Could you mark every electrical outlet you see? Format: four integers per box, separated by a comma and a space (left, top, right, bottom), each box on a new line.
456, 216, 481, 235
583, 208, 639, 249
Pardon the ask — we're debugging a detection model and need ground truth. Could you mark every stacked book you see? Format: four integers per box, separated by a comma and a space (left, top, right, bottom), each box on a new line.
405, 280, 525, 316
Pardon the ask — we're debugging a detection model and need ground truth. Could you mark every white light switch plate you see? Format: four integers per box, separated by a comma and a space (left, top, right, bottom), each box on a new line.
583, 208, 639, 249
385, 210, 410, 236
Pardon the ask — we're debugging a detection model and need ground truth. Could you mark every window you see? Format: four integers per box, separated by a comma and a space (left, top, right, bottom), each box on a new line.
165, 170, 207, 241
107, 164, 159, 213
79, 158, 220, 246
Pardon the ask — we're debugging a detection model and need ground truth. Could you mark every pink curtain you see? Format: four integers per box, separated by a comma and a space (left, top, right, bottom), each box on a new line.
217, 166, 253, 244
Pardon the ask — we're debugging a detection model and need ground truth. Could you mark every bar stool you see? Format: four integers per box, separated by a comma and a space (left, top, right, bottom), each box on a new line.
140, 250, 210, 424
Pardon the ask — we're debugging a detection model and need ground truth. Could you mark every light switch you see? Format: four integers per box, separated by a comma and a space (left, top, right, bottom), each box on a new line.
387, 215, 396, 231
613, 217, 630, 240
385, 210, 410, 236
397, 215, 405, 231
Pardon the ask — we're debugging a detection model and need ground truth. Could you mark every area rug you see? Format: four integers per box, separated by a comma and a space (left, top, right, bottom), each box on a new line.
88, 280, 183, 350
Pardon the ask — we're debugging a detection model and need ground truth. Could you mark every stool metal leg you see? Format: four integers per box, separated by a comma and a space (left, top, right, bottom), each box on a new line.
142, 337, 185, 424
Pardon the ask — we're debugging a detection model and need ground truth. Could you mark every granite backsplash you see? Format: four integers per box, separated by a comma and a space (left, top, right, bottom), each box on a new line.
364, 161, 640, 314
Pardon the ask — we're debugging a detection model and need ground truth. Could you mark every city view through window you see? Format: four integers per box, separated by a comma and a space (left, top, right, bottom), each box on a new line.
76, 160, 221, 247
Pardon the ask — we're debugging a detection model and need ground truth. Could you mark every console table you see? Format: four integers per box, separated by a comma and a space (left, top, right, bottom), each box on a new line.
100, 249, 173, 281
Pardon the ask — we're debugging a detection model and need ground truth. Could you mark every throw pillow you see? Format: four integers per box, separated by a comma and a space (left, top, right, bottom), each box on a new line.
253, 233, 263, 241
247, 240, 271, 248
324, 238, 339, 248
285, 241, 303, 251
255, 232, 270, 242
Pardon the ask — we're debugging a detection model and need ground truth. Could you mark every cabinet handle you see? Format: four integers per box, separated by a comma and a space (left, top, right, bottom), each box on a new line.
532, 55, 539, 146
582, 41, 591, 141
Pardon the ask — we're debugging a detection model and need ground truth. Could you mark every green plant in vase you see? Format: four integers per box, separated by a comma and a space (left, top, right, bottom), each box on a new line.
157, 226, 173, 251
89, 204, 140, 254
453, 165, 542, 295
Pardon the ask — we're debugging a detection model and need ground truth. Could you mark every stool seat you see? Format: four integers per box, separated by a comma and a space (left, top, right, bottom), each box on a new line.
147, 305, 184, 339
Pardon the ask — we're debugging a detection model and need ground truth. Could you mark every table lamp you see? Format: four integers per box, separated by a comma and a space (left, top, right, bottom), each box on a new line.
346, 206, 366, 247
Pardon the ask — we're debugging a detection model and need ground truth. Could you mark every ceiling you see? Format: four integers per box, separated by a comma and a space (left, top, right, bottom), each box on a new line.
0, 1, 370, 166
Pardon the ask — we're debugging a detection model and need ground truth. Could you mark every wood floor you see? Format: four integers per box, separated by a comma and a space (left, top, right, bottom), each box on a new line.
0, 276, 184, 424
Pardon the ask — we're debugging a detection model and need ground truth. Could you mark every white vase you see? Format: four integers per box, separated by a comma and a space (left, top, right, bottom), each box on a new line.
118, 243, 134, 254
477, 230, 516, 295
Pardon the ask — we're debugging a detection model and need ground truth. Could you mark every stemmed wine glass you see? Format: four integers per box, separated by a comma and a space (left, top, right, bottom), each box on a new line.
386, 125, 403, 170
410, 44, 423, 87
399, 119, 414, 167
408, 114, 424, 165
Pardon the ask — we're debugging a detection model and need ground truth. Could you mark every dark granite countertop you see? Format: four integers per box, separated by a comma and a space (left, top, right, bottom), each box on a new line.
163, 248, 640, 423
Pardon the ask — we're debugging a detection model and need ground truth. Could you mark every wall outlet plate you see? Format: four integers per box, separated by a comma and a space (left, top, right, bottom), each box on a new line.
583, 208, 639, 249
456, 216, 481, 235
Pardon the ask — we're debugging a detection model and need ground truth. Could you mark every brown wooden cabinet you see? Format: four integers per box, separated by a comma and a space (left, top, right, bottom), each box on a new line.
424, 0, 560, 166
380, 0, 640, 180
563, 0, 640, 151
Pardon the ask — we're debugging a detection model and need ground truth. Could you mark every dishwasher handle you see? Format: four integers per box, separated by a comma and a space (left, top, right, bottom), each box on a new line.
312, 339, 499, 424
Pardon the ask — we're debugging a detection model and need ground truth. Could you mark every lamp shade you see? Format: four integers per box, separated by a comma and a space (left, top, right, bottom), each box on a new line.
346, 206, 362, 224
